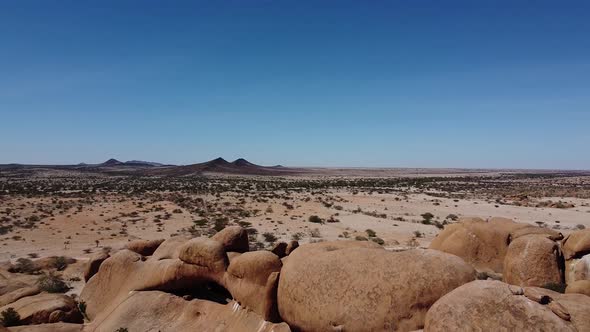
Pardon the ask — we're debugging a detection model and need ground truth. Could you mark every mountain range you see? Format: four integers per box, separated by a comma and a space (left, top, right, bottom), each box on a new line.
0, 158, 300, 176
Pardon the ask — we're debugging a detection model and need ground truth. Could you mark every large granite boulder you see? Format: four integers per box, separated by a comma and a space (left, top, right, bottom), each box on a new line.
424, 280, 590, 331
503, 235, 563, 287
277, 241, 476, 331
84, 291, 290, 332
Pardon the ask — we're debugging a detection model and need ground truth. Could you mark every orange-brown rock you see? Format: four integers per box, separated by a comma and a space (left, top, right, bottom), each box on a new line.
83, 251, 110, 282
211, 226, 249, 253
0, 269, 40, 307
569, 254, 590, 283
278, 241, 476, 332
503, 235, 563, 287
84, 290, 290, 332
0, 293, 81, 325
150, 236, 190, 260
429, 217, 530, 273
225, 251, 282, 321
566, 280, 590, 296
7, 323, 83, 332
562, 229, 590, 260
81, 229, 282, 323
124, 238, 164, 256
178, 238, 229, 272
510, 226, 563, 241
424, 280, 590, 332
285, 240, 299, 255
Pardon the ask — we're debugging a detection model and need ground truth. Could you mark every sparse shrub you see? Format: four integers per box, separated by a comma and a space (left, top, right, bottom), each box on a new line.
446, 214, 459, 221
308, 215, 324, 224
262, 232, 277, 244
37, 271, 69, 293
78, 301, 88, 320
291, 232, 304, 241
355, 235, 368, 241
576, 224, 586, 230
371, 237, 385, 245
213, 218, 228, 232
193, 219, 208, 227
309, 228, 321, 238
421, 212, 434, 224
52, 256, 69, 271
237, 220, 252, 228
9, 258, 38, 274
413, 230, 423, 238
365, 229, 376, 237
115, 328, 129, 332
0, 307, 20, 327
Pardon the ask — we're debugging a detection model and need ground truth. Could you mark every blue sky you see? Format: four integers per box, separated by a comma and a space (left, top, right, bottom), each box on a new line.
1, 1, 589, 169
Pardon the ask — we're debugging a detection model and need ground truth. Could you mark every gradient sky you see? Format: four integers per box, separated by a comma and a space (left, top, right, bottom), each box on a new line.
1, 1, 589, 169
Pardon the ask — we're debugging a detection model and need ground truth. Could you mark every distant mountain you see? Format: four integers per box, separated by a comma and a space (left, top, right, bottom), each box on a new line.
96, 159, 168, 168
0, 157, 300, 176
146, 157, 302, 176
101, 158, 124, 166
231, 158, 257, 167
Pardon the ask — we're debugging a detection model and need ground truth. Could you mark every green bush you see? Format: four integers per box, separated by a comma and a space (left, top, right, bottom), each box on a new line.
9, 258, 39, 274
421, 212, 434, 224
37, 271, 69, 293
78, 301, 88, 320
52, 256, 69, 271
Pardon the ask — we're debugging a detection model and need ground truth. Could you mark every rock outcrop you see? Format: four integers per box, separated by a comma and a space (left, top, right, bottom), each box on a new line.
0, 293, 82, 325
503, 234, 563, 287
124, 239, 164, 256
84, 291, 290, 332
80, 229, 281, 324
562, 229, 590, 260
277, 241, 476, 331
424, 280, 590, 331
7, 323, 83, 332
211, 226, 249, 253
0, 270, 40, 307
566, 280, 590, 296
83, 252, 110, 282
430, 217, 562, 274
429, 217, 526, 273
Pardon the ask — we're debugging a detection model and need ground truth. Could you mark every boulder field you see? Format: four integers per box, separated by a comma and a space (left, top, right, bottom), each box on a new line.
1, 220, 590, 331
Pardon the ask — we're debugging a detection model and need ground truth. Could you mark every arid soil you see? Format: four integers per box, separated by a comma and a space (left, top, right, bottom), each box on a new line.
2, 169, 588, 261
0, 168, 589, 331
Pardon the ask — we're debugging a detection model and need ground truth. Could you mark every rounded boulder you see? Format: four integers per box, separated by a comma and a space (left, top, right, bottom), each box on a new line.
278, 241, 476, 331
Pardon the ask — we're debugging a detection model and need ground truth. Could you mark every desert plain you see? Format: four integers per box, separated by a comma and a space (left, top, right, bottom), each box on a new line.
1, 160, 589, 331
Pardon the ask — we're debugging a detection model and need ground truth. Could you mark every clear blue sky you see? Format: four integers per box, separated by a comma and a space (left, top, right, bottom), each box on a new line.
1, 1, 589, 169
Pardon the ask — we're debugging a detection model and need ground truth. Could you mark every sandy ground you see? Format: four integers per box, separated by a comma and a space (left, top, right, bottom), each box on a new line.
1, 190, 588, 263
